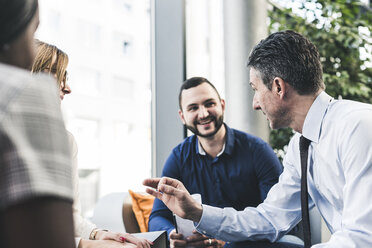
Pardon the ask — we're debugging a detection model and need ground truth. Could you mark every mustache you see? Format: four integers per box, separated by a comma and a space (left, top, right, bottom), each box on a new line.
194, 116, 215, 125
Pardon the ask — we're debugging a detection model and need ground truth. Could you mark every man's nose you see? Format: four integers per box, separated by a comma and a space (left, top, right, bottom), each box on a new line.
198, 106, 209, 118
252, 98, 260, 110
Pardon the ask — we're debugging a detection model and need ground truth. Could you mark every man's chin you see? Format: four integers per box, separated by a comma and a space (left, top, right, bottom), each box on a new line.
186, 118, 224, 138
197, 125, 214, 132
268, 121, 278, 130
196, 127, 219, 138
268, 120, 287, 130
198, 131, 215, 138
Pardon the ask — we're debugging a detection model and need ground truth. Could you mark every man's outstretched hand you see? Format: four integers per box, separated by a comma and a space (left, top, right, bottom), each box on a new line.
143, 177, 203, 222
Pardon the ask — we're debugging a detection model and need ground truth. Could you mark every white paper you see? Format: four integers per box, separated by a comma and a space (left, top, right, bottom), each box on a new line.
132, 231, 166, 248
175, 193, 202, 248
132, 230, 164, 242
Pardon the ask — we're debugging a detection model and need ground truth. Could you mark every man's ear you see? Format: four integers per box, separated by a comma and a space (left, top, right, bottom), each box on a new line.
272, 77, 286, 99
178, 109, 186, 124
220, 99, 225, 111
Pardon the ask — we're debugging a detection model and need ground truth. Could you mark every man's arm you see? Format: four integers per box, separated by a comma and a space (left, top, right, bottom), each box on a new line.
144, 137, 304, 243
195, 157, 304, 243
144, 177, 203, 223
0, 197, 75, 248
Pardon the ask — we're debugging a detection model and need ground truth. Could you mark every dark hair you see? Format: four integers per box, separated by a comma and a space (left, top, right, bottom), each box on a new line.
0, 0, 38, 49
247, 30, 325, 95
178, 77, 221, 109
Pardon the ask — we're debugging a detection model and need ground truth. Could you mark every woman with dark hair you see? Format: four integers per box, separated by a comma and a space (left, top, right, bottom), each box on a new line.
0, 1, 75, 248
0, 0, 39, 68
32, 40, 152, 248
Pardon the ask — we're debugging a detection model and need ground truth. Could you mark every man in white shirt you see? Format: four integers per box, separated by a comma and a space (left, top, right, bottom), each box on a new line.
143, 30, 372, 248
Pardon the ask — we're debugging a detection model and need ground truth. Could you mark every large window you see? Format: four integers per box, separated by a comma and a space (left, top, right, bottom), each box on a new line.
185, 0, 225, 97
36, 0, 151, 217
184, 0, 225, 138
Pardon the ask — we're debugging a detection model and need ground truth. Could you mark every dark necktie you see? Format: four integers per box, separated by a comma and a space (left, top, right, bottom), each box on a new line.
300, 136, 311, 248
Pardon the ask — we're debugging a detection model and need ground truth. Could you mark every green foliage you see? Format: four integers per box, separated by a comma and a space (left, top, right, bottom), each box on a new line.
268, 0, 372, 160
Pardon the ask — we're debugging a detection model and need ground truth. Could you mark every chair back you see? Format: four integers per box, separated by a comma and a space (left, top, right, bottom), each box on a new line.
123, 193, 141, 233
92, 192, 127, 232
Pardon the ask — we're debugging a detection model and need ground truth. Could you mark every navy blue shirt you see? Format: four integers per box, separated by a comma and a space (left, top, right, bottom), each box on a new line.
148, 124, 283, 237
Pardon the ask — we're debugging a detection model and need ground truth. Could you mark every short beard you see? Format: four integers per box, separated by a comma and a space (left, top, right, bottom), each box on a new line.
185, 115, 224, 138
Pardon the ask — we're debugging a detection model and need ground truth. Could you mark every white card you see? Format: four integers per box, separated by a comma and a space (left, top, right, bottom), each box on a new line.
174, 193, 202, 248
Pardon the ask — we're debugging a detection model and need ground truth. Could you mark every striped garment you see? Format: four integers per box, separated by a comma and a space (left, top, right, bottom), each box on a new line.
0, 62, 73, 210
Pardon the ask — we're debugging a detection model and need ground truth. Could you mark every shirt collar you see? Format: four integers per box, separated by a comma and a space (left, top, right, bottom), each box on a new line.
196, 123, 235, 156
198, 141, 225, 157
302, 91, 333, 143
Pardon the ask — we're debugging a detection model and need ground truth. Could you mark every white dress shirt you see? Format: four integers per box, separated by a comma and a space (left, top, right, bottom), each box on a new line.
196, 91, 372, 247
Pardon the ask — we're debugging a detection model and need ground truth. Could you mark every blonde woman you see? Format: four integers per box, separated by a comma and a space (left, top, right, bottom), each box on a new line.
32, 40, 71, 100
32, 40, 152, 248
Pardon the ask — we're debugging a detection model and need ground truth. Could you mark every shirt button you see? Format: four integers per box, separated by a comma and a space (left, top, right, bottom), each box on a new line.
203, 231, 207, 234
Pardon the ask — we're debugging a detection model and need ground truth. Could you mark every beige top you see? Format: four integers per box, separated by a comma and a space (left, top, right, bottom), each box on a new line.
67, 131, 96, 247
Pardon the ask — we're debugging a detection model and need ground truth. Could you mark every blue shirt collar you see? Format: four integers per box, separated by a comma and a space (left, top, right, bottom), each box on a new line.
196, 123, 235, 156
302, 91, 333, 143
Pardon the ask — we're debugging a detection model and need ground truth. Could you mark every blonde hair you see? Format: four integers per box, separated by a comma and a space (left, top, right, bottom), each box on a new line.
31, 40, 69, 89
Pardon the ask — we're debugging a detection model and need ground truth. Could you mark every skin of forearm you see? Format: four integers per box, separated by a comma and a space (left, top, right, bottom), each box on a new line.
78, 239, 89, 248
189, 203, 203, 222
95, 230, 108, 240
